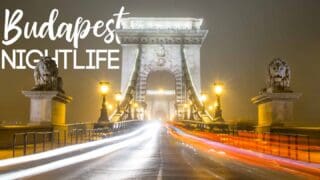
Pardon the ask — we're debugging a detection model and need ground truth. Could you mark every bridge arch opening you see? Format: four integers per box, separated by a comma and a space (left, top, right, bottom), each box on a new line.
145, 70, 176, 120
147, 70, 176, 90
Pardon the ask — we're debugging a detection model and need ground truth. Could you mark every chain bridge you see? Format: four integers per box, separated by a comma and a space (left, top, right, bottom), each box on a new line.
110, 18, 222, 128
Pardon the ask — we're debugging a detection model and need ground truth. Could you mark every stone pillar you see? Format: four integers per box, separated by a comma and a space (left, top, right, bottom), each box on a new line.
251, 92, 301, 133
22, 91, 72, 126
252, 58, 302, 133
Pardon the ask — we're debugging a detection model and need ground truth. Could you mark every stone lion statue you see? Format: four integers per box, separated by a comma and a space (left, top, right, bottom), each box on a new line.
32, 57, 64, 93
262, 58, 291, 93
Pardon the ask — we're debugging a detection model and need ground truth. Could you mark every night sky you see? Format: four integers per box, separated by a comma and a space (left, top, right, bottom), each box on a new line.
0, 0, 319, 125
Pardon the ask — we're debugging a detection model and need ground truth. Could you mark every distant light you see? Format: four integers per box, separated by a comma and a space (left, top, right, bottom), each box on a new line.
133, 103, 139, 108
200, 93, 207, 102
146, 90, 175, 96
214, 101, 218, 107
115, 93, 123, 102
158, 88, 164, 94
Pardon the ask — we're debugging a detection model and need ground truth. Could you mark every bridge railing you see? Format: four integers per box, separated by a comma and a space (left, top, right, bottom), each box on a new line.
175, 120, 229, 133
11, 120, 144, 158
171, 122, 320, 163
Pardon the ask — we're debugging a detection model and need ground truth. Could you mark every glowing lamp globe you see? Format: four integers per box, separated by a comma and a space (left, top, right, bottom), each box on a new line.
99, 81, 110, 95
214, 84, 223, 95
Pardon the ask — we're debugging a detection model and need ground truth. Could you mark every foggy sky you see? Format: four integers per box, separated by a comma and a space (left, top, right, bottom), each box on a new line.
0, 0, 319, 125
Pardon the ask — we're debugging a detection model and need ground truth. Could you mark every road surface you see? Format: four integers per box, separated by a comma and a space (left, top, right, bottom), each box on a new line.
24, 124, 308, 180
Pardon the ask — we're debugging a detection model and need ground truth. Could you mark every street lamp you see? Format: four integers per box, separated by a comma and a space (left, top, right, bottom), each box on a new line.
200, 93, 208, 113
115, 92, 122, 113
213, 82, 224, 122
98, 81, 110, 123
208, 104, 214, 116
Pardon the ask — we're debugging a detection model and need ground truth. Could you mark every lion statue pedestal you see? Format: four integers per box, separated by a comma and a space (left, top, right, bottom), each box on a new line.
22, 57, 72, 126
22, 91, 72, 125
252, 93, 301, 133
251, 58, 301, 134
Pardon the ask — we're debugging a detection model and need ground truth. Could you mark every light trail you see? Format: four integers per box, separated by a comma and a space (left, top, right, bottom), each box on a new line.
168, 125, 320, 177
171, 123, 320, 163
0, 121, 161, 180
0, 122, 154, 168
103, 123, 159, 179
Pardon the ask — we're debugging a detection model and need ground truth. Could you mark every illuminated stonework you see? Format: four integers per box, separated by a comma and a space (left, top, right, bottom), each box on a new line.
117, 18, 207, 44
252, 59, 301, 133
121, 18, 203, 30
118, 17, 207, 119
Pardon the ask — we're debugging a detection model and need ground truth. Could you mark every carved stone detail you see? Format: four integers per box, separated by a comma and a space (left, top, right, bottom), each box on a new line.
116, 29, 207, 44
32, 57, 64, 93
262, 58, 291, 93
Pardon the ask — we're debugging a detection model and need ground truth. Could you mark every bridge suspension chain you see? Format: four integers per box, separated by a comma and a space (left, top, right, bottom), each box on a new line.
180, 44, 214, 123
110, 45, 142, 122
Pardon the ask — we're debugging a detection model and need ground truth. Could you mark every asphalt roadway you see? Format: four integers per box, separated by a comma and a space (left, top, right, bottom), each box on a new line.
25, 124, 309, 180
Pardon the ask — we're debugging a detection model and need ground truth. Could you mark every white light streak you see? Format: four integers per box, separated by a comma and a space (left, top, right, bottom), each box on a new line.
98, 122, 160, 179
0, 123, 153, 168
0, 122, 161, 180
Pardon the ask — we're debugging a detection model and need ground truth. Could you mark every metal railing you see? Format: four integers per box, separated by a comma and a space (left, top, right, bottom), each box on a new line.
176, 120, 229, 133
12, 120, 144, 157
172, 123, 320, 163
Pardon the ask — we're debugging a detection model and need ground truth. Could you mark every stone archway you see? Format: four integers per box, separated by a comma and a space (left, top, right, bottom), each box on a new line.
117, 18, 207, 119
136, 44, 185, 104
145, 70, 176, 120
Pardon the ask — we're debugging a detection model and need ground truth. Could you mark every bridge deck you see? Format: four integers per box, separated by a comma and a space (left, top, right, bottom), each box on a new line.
29, 125, 305, 179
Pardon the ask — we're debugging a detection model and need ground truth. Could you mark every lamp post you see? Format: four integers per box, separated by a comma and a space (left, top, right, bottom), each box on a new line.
208, 104, 214, 117
189, 101, 195, 120
133, 102, 139, 120
142, 105, 146, 120
115, 92, 122, 113
200, 93, 208, 113
213, 82, 224, 122
98, 81, 110, 123
183, 103, 188, 120
127, 101, 133, 120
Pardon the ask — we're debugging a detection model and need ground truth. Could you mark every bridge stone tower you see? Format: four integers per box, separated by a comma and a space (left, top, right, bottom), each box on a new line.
117, 18, 207, 119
